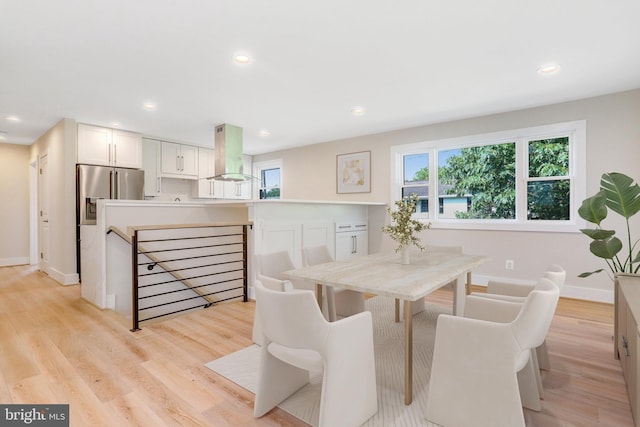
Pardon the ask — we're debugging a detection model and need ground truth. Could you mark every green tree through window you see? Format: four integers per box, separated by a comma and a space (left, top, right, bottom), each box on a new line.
439, 143, 516, 219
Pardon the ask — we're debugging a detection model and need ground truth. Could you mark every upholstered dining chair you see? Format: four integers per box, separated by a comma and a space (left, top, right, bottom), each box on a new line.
302, 245, 366, 322
251, 251, 314, 344
253, 280, 378, 427
426, 277, 559, 427
470, 264, 566, 371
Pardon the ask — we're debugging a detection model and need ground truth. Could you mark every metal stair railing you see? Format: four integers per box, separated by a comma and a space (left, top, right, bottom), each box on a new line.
126, 222, 252, 331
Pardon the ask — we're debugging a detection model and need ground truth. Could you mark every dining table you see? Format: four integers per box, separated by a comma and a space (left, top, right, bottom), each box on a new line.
283, 248, 490, 405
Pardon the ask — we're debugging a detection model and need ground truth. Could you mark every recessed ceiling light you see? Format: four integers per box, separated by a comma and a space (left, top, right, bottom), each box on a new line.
233, 54, 251, 65
0, 131, 7, 139
351, 106, 366, 116
111, 122, 121, 127
142, 102, 157, 111
537, 63, 561, 75
5, 115, 20, 122
259, 130, 271, 138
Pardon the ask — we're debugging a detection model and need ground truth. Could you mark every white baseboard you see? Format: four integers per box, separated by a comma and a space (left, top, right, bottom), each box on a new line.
0, 257, 30, 267
47, 267, 80, 286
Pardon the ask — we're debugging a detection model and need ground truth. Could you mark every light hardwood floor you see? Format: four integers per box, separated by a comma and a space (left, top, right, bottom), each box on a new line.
0, 265, 634, 426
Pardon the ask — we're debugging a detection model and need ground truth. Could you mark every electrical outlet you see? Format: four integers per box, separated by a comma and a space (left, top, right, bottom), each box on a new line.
505, 259, 514, 270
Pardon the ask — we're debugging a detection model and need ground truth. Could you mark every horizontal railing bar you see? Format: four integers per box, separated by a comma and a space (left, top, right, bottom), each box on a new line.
138, 242, 243, 256
139, 293, 244, 323
138, 251, 243, 268
137, 232, 243, 244
139, 273, 244, 292
138, 261, 243, 279
140, 286, 244, 309
141, 304, 210, 322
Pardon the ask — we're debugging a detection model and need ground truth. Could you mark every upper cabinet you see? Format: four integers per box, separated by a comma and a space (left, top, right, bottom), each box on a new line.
142, 138, 162, 197
77, 124, 142, 168
160, 141, 198, 179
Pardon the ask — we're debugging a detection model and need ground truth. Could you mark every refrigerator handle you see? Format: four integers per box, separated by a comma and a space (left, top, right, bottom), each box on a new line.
114, 170, 119, 199
109, 170, 114, 199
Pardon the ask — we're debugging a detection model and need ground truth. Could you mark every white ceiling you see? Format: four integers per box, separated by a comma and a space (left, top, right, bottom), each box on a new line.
1, 0, 639, 155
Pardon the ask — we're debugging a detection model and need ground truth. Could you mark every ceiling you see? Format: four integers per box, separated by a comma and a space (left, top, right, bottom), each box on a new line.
2, 0, 639, 155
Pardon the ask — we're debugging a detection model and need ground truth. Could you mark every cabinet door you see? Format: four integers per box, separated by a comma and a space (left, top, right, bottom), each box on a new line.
626, 306, 638, 419
198, 147, 215, 179
77, 124, 111, 166
353, 230, 369, 256
193, 179, 224, 198
142, 139, 161, 197
180, 144, 199, 177
223, 181, 250, 199
161, 141, 181, 175
335, 233, 356, 260
113, 130, 142, 168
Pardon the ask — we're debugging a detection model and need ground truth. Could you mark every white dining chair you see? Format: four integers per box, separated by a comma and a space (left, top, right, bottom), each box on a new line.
302, 245, 365, 322
470, 264, 566, 371
251, 251, 316, 345
426, 277, 559, 427
253, 280, 378, 427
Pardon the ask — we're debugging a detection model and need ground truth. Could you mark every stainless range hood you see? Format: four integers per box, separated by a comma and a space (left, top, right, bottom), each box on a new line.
207, 123, 254, 182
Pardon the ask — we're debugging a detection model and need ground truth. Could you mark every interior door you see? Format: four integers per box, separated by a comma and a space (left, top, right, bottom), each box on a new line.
38, 153, 50, 273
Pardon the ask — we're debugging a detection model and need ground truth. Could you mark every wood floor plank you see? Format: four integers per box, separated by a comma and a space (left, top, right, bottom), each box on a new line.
0, 265, 636, 426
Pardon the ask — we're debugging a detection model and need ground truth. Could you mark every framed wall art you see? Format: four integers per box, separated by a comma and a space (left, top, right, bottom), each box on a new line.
336, 151, 371, 193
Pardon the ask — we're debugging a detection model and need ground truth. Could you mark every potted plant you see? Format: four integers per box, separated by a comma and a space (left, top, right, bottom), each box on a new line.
382, 193, 431, 264
578, 172, 640, 278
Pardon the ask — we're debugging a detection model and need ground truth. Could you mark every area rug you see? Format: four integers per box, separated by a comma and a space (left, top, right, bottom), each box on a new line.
205, 297, 448, 426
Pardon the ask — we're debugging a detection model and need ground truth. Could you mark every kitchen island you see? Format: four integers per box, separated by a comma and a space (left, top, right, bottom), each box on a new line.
83, 199, 386, 311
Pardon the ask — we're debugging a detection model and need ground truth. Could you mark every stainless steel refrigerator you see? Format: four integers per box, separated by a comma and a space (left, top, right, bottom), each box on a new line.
76, 164, 145, 225
76, 164, 144, 280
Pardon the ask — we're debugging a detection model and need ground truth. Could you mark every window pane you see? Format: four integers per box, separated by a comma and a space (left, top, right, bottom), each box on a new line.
261, 168, 280, 188
402, 186, 428, 213
403, 153, 429, 215
438, 143, 516, 219
527, 179, 570, 220
403, 153, 428, 184
260, 167, 280, 199
528, 137, 569, 178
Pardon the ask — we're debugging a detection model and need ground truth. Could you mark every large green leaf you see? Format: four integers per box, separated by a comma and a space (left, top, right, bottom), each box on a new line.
578, 269, 605, 278
578, 191, 607, 225
580, 228, 615, 240
590, 237, 623, 259
601, 172, 640, 219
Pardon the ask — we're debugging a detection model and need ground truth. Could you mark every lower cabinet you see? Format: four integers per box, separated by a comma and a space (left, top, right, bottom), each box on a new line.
335, 222, 368, 260
616, 274, 640, 426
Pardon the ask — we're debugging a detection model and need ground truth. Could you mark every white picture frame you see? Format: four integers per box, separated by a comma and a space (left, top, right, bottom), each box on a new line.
336, 151, 371, 194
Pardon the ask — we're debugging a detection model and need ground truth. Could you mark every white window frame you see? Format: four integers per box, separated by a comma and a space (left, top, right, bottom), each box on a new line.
253, 159, 283, 200
390, 120, 587, 233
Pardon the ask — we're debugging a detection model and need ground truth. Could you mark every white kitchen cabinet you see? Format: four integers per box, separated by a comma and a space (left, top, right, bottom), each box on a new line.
161, 141, 198, 179
193, 147, 223, 198
198, 147, 214, 179
77, 123, 142, 168
335, 222, 368, 260
142, 138, 162, 197
223, 181, 250, 199
222, 155, 253, 199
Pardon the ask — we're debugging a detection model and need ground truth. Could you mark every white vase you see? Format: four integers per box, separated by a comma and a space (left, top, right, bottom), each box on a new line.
401, 246, 410, 265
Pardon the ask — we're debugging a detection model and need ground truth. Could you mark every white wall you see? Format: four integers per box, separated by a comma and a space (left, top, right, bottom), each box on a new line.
0, 143, 30, 266
254, 89, 640, 302
29, 118, 78, 284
